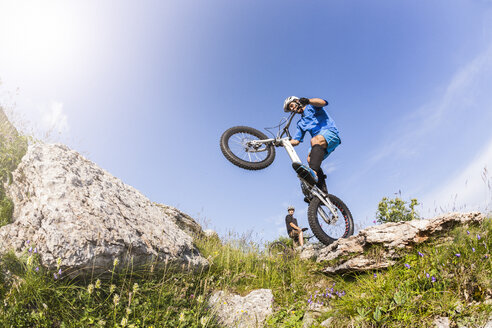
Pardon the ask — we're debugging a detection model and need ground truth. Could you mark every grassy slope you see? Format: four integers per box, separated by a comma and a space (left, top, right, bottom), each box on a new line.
0, 130, 490, 327
0, 218, 490, 328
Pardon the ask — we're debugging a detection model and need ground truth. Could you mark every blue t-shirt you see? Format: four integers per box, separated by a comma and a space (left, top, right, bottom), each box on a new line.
293, 105, 339, 142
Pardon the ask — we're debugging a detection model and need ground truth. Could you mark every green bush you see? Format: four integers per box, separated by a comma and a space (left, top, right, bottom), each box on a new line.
376, 196, 420, 224
0, 126, 28, 227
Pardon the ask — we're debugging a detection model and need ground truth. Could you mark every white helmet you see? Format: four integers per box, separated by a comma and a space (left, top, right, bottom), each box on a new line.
287, 205, 295, 211
283, 96, 299, 112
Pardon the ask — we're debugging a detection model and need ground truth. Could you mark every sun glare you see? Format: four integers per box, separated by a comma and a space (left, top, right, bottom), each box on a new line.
0, 2, 82, 77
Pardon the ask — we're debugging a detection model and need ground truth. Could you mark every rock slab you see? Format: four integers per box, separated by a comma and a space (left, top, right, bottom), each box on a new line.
1, 143, 207, 274
311, 212, 484, 273
209, 289, 273, 328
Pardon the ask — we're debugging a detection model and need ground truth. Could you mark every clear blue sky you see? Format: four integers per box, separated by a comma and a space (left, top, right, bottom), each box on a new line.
1, 1, 492, 242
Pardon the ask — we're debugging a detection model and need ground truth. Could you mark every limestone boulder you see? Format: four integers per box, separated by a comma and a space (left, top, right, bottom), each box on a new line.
1, 143, 208, 275
315, 212, 484, 274
208, 289, 274, 328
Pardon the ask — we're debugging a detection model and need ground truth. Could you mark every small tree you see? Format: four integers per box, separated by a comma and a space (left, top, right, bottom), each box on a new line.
376, 196, 420, 224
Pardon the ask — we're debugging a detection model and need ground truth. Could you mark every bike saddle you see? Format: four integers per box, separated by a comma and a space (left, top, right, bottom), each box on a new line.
292, 162, 318, 185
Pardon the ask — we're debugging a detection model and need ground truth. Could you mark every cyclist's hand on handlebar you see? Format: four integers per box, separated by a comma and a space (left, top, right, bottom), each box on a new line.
299, 97, 310, 106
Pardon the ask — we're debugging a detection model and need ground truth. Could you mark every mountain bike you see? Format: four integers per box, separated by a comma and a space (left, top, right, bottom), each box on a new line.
220, 112, 354, 246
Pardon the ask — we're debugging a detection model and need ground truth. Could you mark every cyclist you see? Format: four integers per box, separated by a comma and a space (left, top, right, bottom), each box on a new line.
285, 206, 304, 247
283, 96, 341, 195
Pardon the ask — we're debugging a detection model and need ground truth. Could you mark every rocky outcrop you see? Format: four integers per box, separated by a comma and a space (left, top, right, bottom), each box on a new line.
305, 212, 484, 274
208, 289, 273, 328
155, 204, 203, 237
0, 143, 208, 275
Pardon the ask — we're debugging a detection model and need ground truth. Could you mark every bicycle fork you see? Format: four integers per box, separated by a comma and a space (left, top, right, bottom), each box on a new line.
280, 138, 340, 224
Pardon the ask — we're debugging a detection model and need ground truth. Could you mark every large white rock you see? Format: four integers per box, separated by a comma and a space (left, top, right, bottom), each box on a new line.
314, 212, 484, 273
1, 143, 207, 275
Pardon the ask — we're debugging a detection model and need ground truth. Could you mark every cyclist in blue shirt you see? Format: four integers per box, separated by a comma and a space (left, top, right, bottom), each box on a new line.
283, 96, 341, 194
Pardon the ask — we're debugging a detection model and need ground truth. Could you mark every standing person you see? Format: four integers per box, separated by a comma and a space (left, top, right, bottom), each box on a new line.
285, 206, 303, 247
283, 96, 341, 194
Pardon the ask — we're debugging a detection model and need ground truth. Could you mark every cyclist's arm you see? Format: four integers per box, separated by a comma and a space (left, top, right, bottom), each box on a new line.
291, 125, 305, 146
289, 222, 302, 231
308, 98, 328, 107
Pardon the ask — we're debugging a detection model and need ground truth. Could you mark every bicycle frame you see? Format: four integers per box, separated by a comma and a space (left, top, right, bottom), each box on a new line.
247, 112, 340, 223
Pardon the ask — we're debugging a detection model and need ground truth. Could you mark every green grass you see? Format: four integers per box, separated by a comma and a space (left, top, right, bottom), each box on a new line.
0, 124, 28, 227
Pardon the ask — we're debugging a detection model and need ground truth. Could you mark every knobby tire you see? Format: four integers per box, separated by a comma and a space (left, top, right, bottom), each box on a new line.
220, 126, 276, 170
307, 194, 354, 246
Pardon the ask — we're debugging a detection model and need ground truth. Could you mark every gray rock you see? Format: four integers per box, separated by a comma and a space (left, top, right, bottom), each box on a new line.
434, 316, 450, 328
1, 143, 208, 275
208, 289, 273, 328
204, 229, 219, 238
317, 212, 484, 274
320, 317, 333, 327
155, 203, 203, 237
299, 243, 324, 260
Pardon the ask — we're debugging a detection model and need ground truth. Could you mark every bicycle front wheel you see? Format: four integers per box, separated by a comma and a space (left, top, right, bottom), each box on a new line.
307, 194, 354, 246
220, 126, 276, 170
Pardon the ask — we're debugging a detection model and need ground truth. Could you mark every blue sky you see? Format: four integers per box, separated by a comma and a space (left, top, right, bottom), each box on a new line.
1, 1, 492, 242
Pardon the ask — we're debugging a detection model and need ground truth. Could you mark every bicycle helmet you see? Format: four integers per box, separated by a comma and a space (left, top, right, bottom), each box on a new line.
283, 96, 299, 112
287, 206, 295, 211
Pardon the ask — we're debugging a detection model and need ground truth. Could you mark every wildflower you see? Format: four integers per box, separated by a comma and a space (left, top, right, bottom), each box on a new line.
132, 283, 139, 293
418, 252, 424, 257
58, 268, 62, 275
404, 263, 411, 269
455, 253, 461, 257
200, 317, 209, 326
113, 294, 120, 306
472, 247, 476, 252
190, 294, 195, 299
57, 258, 62, 267
54, 273, 58, 280
87, 284, 94, 295
431, 276, 436, 283
120, 317, 127, 327
179, 312, 185, 322
26, 240, 30, 244
373, 273, 377, 278
126, 307, 132, 315
467, 231, 470, 235
34, 248, 37, 254
110, 284, 116, 293
42, 303, 48, 310
373, 220, 376, 224
28, 247, 32, 253
27, 255, 33, 266
197, 295, 204, 303
95, 279, 101, 289
477, 234, 481, 240
113, 258, 119, 267
426, 273, 430, 278
35, 267, 39, 272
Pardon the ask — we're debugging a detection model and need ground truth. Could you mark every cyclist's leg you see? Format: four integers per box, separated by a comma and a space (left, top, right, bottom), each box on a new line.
309, 130, 340, 192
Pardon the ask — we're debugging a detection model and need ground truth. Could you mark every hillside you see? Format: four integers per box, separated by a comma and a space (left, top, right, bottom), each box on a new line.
0, 108, 491, 327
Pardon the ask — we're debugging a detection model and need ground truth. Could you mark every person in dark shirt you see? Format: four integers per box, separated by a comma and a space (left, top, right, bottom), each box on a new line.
285, 206, 303, 247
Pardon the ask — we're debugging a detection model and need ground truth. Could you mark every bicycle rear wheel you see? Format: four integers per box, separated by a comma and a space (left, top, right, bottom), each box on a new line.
220, 126, 276, 170
307, 194, 354, 246
268, 241, 288, 256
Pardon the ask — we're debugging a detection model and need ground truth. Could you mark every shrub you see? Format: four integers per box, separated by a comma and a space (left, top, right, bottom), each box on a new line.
376, 196, 420, 224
